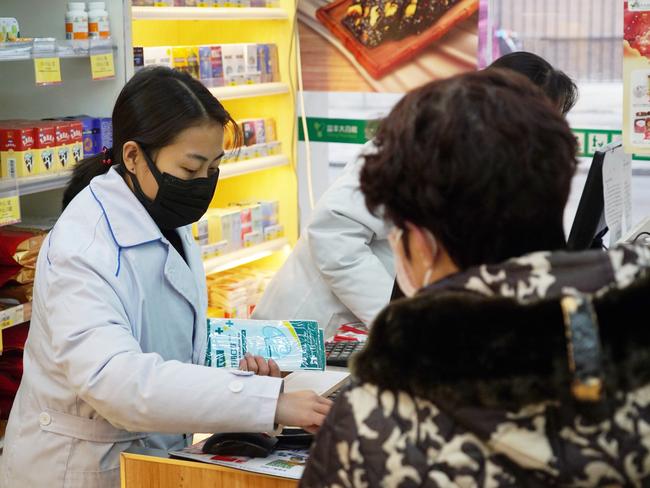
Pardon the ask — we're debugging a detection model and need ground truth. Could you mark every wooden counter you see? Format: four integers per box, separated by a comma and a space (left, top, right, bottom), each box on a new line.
121, 447, 298, 488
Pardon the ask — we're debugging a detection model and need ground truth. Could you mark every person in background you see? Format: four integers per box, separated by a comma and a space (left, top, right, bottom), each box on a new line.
301, 69, 650, 486
1, 67, 331, 488
255, 51, 577, 336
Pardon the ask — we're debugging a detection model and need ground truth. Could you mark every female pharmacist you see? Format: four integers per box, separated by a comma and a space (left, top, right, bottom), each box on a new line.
1, 66, 331, 488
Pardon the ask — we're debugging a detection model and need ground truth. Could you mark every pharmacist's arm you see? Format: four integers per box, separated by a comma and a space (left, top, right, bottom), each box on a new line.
306, 152, 394, 326
45, 254, 281, 434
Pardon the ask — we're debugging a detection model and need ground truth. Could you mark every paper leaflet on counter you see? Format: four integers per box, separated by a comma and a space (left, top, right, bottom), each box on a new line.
602, 144, 633, 246
170, 441, 308, 480
205, 318, 326, 371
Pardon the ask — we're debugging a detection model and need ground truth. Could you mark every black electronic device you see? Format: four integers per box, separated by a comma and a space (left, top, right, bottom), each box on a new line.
325, 341, 364, 367
202, 432, 278, 458
567, 144, 621, 251
276, 428, 314, 450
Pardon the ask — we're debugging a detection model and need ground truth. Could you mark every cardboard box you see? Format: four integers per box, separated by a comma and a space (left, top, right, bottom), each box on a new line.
259, 200, 279, 228
100, 118, 112, 150
192, 215, 210, 245
244, 231, 263, 247
241, 120, 257, 146
53, 121, 72, 172
133, 47, 144, 72
207, 208, 242, 251
32, 124, 58, 174
68, 121, 84, 166
263, 224, 284, 241
221, 44, 246, 85
143, 46, 172, 68
254, 119, 266, 145
201, 240, 229, 259
0, 126, 36, 178
199, 45, 224, 87
244, 44, 261, 85
186, 46, 200, 79
264, 118, 277, 142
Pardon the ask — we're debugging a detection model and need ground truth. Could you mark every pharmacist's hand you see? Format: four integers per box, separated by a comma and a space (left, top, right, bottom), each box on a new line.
275, 391, 333, 434
239, 353, 281, 377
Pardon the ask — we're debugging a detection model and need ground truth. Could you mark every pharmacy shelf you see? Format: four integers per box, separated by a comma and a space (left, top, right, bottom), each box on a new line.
203, 237, 289, 275
0, 171, 72, 198
220, 154, 289, 179
132, 6, 289, 20
0, 302, 31, 354
0, 302, 31, 331
208, 82, 289, 100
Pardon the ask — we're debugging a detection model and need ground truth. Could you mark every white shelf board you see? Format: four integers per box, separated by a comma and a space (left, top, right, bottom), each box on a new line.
203, 238, 289, 275
220, 154, 290, 179
0, 171, 72, 198
132, 6, 289, 20
208, 82, 289, 100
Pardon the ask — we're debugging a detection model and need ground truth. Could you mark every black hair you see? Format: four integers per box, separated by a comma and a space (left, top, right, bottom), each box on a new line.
360, 69, 578, 270
62, 66, 239, 209
488, 51, 578, 115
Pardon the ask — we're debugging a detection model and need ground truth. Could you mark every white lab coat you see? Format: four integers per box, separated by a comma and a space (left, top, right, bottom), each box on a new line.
253, 142, 395, 338
0, 167, 282, 488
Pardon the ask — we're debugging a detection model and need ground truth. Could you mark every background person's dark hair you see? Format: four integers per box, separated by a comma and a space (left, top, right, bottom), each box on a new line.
361, 69, 578, 270
62, 66, 239, 209
488, 51, 578, 115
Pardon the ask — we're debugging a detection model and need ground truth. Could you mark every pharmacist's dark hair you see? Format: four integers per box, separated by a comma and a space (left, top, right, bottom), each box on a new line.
361, 69, 577, 269
488, 51, 578, 115
63, 66, 238, 209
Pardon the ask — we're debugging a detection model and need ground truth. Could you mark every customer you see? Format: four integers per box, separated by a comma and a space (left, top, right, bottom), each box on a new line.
255, 52, 577, 335
1, 67, 331, 488
301, 70, 650, 486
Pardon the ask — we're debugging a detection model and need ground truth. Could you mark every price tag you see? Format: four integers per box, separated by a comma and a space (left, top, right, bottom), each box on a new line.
90, 52, 115, 81
33, 57, 62, 86
0, 195, 20, 227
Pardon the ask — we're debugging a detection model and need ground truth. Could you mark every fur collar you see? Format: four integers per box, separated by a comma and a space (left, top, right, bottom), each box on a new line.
353, 249, 650, 409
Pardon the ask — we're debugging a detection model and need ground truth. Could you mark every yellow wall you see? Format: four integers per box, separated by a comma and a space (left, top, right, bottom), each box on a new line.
132, 0, 299, 250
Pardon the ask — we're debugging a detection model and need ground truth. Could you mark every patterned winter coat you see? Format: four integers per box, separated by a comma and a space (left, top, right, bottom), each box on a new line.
301, 244, 650, 487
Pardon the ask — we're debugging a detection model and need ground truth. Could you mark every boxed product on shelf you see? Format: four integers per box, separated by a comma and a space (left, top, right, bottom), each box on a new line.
68, 121, 83, 165
51, 121, 72, 171
263, 223, 284, 241
132, 0, 154, 5
32, 123, 57, 174
244, 44, 260, 84
206, 267, 275, 319
0, 18, 20, 43
142, 46, 172, 68
259, 200, 279, 228
133, 46, 144, 72
0, 226, 47, 268
198, 45, 224, 87
171, 45, 200, 78
0, 125, 36, 178
221, 44, 246, 85
257, 43, 279, 83
201, 240, 229, 260
264, 117, 276, 142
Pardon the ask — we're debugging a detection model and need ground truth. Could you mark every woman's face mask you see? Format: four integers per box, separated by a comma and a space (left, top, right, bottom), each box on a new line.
128, 145, 220, 230
388, 227, 437, 298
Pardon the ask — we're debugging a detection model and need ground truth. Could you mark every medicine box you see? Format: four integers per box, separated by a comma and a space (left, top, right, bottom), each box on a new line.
143, 46, 172, 68
0, 126, 36, 178
199, 45, 224, 88
32, 124, 58, 174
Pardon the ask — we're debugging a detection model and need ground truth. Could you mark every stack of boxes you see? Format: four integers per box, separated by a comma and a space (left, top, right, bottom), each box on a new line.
132, 1, 280, 7
192, 200, 283, 259
133, 43, 280, 87
0, 116, 111, 179
222, 117, 280, 163
206, 267, 275, 319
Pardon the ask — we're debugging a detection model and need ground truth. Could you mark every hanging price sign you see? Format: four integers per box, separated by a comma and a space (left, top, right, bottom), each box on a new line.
0, 195, 21, 227
90, 52, 115, 80
33, 57, 62, 86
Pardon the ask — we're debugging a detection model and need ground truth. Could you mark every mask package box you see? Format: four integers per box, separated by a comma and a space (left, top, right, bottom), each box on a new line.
0, 126, 36, 178
241, 120, 257, 146
0, 18, 20, 42
206, 318, 326, 371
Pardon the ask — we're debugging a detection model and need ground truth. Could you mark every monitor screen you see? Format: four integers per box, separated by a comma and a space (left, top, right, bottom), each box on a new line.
566, 143, 623, 251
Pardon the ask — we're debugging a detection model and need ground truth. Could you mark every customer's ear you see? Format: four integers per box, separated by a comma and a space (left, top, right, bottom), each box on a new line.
404, 222, 435, 269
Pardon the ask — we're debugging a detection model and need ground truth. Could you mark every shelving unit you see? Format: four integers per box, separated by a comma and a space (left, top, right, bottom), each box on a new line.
132, 0, 299, 292
132, 6, 289, 21
203, 238, 290, 275
0, 172, 72, 199
208, 82, 290, 100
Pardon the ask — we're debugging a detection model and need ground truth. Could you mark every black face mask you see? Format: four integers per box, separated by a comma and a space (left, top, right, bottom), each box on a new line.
127, 145, 219, 230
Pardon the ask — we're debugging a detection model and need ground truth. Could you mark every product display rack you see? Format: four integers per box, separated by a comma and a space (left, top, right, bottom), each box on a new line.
131, 0, 299, 287
132, 6, 289, 21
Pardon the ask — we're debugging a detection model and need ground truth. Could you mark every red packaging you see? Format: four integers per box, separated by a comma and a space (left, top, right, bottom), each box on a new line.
68, 120, 84, 165
53, 121, 72, 170
32, 123, 57, 173
0, 126, 36, 178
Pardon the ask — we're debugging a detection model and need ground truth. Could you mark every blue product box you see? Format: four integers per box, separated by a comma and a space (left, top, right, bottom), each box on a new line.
199, 46, 224, 88
256, 44, 271, 83
100, 118, 113, 150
